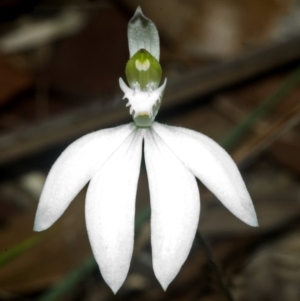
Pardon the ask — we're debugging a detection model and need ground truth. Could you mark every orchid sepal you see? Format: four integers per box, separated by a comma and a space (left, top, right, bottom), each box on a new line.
128, 6, 160, 60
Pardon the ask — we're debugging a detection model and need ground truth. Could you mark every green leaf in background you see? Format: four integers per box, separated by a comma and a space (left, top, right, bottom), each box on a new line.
38, 256, 96, 301
0, 236, 42, 268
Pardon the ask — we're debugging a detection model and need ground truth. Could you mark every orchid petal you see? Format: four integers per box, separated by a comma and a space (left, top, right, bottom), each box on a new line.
153, 123, 258, 227
144, 128, 200, 290
34, 123, 135, 231
85, 129, 143, 293
128, 7, 160, 60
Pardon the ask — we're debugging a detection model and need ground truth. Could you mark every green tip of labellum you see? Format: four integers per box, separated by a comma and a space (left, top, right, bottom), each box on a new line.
125, 49, 162, 91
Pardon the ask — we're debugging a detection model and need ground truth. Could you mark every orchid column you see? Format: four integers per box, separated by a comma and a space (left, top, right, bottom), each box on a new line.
34, 7, 258, 294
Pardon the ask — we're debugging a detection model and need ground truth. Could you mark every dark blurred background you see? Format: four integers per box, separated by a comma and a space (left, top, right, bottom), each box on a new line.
0, 0, 300, 300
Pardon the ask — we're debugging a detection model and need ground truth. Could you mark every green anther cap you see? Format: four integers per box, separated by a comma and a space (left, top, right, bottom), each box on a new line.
125, 49, 162, 91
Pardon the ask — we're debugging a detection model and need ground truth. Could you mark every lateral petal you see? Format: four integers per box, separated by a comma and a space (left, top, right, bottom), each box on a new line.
153, 123, 258, 227
85, 129, 143, 293
34, 123, 135, 231
144, 128, 200, 290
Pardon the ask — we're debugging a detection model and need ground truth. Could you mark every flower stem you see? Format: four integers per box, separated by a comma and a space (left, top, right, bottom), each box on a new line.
196, 231, 235, 301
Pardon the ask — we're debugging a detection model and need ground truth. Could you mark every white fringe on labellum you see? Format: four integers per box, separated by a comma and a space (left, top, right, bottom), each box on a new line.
119, 77, 167, 119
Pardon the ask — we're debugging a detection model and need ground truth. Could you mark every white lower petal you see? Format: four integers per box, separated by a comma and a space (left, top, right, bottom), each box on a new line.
34, 123, 135, 231
153, 123, 258, 227
144, 129, 200, 290
85, 129, 143, 293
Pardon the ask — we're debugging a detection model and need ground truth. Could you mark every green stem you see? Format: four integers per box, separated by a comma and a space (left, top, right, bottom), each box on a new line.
0, 236, 42, 268
38, 256, 96, 301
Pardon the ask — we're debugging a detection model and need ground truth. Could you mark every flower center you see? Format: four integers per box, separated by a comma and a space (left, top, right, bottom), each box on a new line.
125, 49, 162, 92
120, 49, 166, 128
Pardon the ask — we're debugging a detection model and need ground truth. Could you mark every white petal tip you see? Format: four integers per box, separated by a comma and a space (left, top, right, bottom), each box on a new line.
230, 210, 259, 228
247, 216, 259, 227
103, 276, 125, 294
33, 226, 40, 232
33, 209, 54, 232
239, 205, 259, 227
98, 263, 127, 294
160, 282, 169, 291
99, 260, 132, 294
156, 275, 171, 291
33, 221, 47, 232
153, 266, 176, 293
110, 285, 121, 295
236, 211, 258, 227
33, 214, 51, 232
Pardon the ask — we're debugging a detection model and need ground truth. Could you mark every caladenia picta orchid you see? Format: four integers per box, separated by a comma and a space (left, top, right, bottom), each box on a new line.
34, 7, 258, 293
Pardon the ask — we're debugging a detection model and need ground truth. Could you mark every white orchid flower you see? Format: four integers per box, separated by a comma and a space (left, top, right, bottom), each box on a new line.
34, 7, 258, 293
